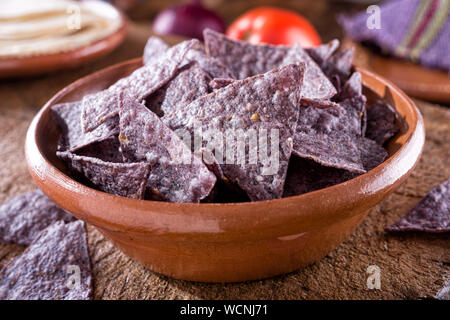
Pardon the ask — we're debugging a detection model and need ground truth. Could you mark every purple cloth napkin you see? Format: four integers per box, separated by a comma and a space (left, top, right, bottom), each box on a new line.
339, 0, 450, 72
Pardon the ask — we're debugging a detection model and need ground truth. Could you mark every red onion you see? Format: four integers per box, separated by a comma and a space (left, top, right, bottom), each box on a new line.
152, 0, 226, 40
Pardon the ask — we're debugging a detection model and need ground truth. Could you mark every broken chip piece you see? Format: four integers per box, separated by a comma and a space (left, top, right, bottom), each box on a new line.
0, 190, 74, 246
386, 179, 450, 233
57, 151, 151, 199
0, 220, 92, 300
119, 94, 216, 203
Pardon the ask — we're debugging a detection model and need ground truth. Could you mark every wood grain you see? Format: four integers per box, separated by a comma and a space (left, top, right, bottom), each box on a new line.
0, 21, 449, 300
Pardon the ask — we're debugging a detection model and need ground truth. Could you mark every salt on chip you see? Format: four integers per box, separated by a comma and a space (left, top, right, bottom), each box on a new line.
366, 99, 400, 145
146, 63, 211, 130
57, 151, 150, 199
323, 47, 355, 89
143, 36, 169, 64
386, 179, 450, 233
51, 101, 118, 152
281, 44, 337, 99
0, 220, 92, 300
118, 94, 216, 203
358, 137, 388, 171
0, 190, 74, 246
81, 39, 200, 133
182, 64, 305, 201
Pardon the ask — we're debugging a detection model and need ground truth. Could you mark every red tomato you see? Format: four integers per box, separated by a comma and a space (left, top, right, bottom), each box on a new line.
226, 7, 321, 47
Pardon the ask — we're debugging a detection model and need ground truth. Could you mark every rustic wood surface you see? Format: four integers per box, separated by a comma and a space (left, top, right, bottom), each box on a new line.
0, 4, 449, 299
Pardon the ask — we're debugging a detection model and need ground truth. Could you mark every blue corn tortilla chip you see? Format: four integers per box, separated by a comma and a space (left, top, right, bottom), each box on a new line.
0, 220, 92, 300
51, 101, 118, 152
306, 39, 340, 66
435, 279, 450, 300
386, 179, 450, 233
57, 151, 150, 199
358, 137, 388, 171
143, 36, 170, 64
283, 156, 356, 197
181, 64, 305, 201
281, 44, 336, 99
75, 136, 124, 163
118, 94, 216, 203
81, 39, 199, 133
366, 99, 400, 145
183, 44, 235, 79
0, 190, 74, 246
204, 28, 289, 79
204, 29, 335, 100
293, 98, 367, 173
146, 63, 211, 130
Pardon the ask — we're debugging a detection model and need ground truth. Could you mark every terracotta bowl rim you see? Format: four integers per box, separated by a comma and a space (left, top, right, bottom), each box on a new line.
25, 58, 425, 238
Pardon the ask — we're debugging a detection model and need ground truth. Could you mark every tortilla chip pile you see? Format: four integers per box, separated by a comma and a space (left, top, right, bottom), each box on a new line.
0, 190, 92, 300
52, 29, 400, 203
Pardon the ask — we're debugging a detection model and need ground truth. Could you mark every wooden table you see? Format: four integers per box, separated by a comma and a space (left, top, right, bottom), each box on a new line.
0, 16, 449, 299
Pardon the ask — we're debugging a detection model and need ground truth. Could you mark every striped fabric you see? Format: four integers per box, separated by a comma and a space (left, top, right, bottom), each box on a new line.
339, 0, 450, 72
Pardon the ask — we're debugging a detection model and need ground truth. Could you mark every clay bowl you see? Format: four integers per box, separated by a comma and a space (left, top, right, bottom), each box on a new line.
25, 58, 425, 283
0, 1, 128, 79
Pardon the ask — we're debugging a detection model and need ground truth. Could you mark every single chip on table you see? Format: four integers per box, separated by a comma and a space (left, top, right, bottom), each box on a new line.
51, 101, 118, 152
283, 156, 357, 197
143, 36, 170, 64
81, 39, 199, 133
57, 151, 150, 199
366, 99, 400, 145
204, 29, 335, 100
75, 136, 123, 163
306, 39, 340, 66
118, 94, 216, 203
435, 279, 450, 300
181, 64, 305, 201
0, 190, 74, 246
386, 179, 450, 233
292, 99, 367, 173
0, 220, 92, 300
146, 63, 211, 130
281, 44, 337, 99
